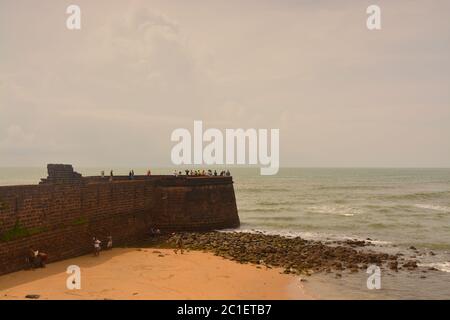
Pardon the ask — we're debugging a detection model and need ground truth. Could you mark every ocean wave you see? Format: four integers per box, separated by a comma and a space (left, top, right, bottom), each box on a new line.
256, 200, 298, 206
239, 207, 296, 213
236, 187, 291, 193
221, 228, 329, 241
368, 223, 390, 229
383, 191, 450, 201
316, 185, 389, 191
418, 262, 450, 273
306, 205, 362, 216
246, 216, 298, 222
221, 228, 392, 245
414, 204, 450, 213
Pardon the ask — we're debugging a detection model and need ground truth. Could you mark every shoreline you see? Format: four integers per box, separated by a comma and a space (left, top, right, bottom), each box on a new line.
0, 248, 313, 300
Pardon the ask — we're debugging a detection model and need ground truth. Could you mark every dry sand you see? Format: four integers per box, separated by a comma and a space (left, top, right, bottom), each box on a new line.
0, 248, 314, 300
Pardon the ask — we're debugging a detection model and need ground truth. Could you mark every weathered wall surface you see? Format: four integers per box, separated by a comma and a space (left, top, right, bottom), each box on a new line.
0, 173, 239, 275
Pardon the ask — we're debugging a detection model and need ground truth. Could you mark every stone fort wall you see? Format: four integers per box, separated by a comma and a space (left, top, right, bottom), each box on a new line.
0, 165, 239, 275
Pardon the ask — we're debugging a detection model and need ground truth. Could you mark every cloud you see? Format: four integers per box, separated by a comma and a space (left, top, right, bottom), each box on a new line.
1, 0, 449, 167
0, 125, 36, 150
0, 4, 213, 165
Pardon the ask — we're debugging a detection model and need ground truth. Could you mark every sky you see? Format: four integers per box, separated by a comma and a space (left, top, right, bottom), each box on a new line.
1, 0, 449, 167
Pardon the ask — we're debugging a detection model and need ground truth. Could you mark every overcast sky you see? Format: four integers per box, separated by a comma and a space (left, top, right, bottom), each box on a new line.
1, 0, 449, 167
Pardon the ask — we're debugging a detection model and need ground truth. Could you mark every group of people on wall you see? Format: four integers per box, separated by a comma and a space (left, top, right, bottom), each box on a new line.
100, 170, 117, 181
97, 168, 232, 180
99, 169, 149, 181
174, 169, 231, 177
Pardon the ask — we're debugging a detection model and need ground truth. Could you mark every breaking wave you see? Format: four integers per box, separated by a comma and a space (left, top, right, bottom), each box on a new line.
383, 191, 450, 201
306, 205, 362, 217
418, 262, 450, 273
415, 204, 450, 213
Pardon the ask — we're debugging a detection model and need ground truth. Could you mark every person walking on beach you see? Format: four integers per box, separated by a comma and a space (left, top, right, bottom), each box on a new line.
173, 234, 184, 255
106, 235, 113, 250
109, 170, 114, 182
93, 237, 102, 256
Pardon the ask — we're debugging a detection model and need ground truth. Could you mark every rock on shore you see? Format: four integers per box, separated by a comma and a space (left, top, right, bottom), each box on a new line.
150, 231, 417, 275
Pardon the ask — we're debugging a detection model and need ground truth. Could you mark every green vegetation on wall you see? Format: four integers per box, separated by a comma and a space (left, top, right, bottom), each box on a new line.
0, 199, 9, 211
72, 216, 88, 226
0, 215, 89, 242
0, 220, 46, 242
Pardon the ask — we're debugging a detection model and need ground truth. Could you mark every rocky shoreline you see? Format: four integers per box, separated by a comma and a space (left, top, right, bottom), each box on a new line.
146, 231, 429, 277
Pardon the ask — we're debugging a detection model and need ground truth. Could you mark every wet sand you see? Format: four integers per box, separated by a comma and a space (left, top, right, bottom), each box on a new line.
0, 248, 313, 300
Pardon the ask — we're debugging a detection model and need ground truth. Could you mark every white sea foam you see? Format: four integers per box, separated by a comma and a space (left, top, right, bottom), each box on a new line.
418, 262, 450, 273
307, 205, 361, 217
339, 236, 392, 246
220, 228, 392, 245
414, 204, 450, 212
221, 228, 335, 242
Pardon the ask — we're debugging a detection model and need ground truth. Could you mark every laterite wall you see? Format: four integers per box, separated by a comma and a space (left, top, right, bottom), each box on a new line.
0, 172, 239, 275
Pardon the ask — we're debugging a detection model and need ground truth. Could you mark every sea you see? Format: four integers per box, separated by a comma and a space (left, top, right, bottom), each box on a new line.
1, 167, 449, 299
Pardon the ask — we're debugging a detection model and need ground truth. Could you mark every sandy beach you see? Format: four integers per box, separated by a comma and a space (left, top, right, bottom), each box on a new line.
0, 248, 312, 300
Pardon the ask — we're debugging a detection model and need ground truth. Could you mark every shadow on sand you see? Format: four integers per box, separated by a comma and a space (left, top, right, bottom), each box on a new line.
0, 247, 140, 293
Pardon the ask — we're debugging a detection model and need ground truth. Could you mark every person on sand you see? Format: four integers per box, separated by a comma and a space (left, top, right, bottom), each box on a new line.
38, 251, 48, 266
27, 247, 47, 269
26, 247, 38, 269
93, 237, 102, 256
173, 234, 184, 255
106, 236, 113, 250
